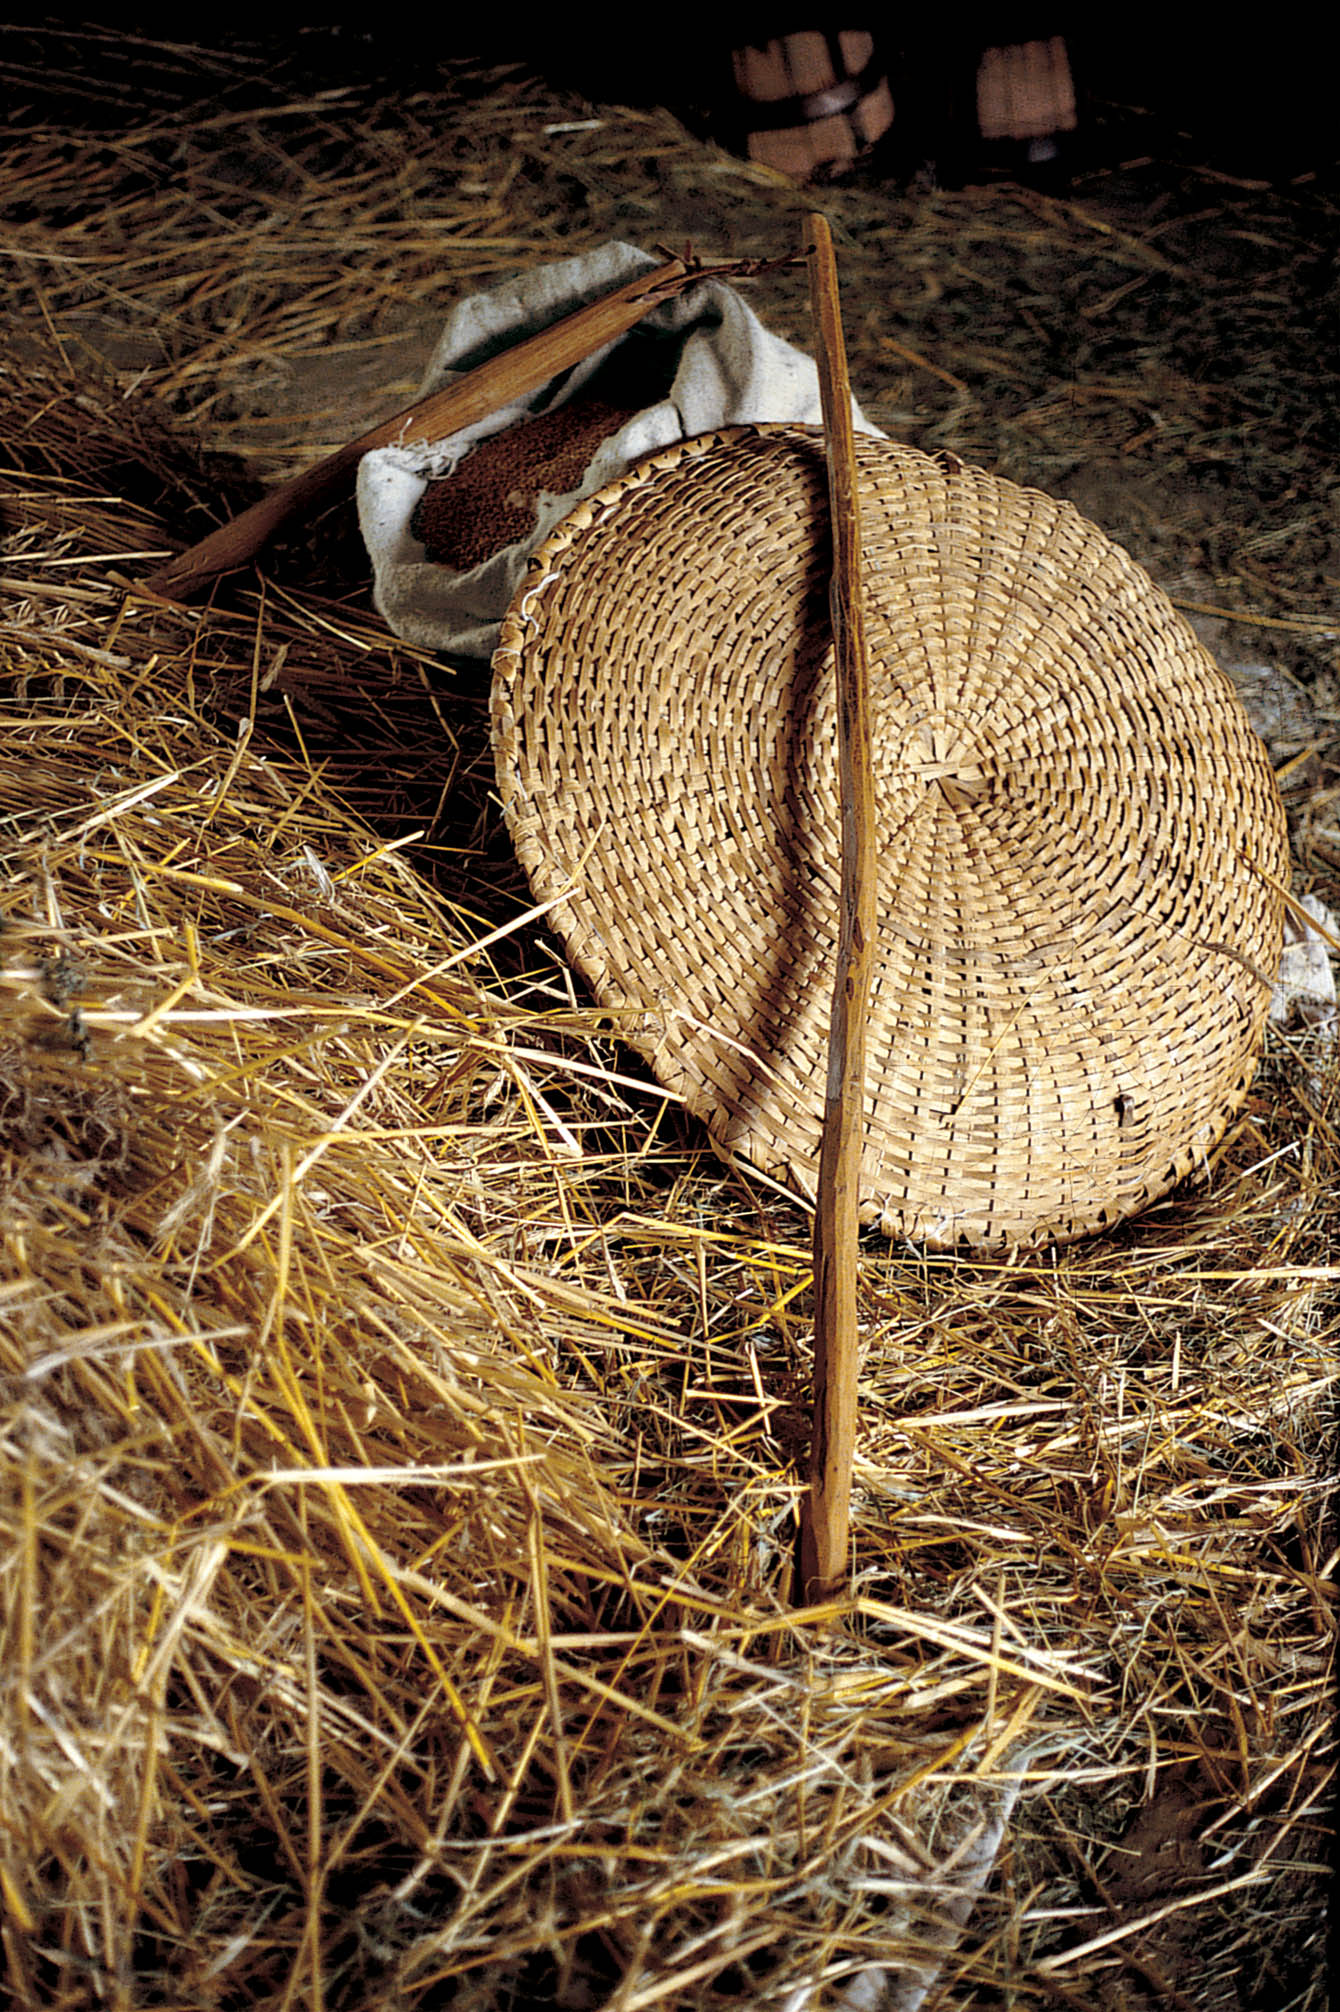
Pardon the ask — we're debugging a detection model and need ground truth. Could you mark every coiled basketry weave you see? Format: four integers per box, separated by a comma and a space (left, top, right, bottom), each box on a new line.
492, 425, 1288, 1249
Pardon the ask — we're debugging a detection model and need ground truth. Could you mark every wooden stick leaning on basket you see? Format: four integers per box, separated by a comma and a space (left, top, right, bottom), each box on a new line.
796, 214, 877, 1606
141, 251, 794, 604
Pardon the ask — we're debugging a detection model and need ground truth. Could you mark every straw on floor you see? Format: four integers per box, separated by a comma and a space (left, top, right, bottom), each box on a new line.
1, 36, 1336, 2012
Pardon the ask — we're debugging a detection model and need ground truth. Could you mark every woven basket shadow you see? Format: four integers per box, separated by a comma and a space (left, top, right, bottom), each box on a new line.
492, 426, 1288, 1250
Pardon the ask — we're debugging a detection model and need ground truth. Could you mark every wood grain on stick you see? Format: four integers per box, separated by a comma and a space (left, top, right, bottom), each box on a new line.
797, 213, 877, 1605
141, 254, 772, 603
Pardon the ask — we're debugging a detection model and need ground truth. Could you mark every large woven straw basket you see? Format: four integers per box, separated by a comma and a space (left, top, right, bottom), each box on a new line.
492, 425, 1288, 1250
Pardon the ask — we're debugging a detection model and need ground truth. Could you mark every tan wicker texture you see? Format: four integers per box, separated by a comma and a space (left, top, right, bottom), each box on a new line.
491, 425, 1289, 1249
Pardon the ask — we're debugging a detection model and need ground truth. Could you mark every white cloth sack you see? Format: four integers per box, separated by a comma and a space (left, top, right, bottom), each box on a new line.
1270, 894, 1338, 1039
357, 242, 883, 659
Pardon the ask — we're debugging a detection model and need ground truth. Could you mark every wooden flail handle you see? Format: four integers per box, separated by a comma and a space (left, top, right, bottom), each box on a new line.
142, 253, 782, 603
797, 213, 876, 1607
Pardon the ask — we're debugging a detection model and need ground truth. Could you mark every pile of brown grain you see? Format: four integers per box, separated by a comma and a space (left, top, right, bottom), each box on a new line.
412, 392, 640, 570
